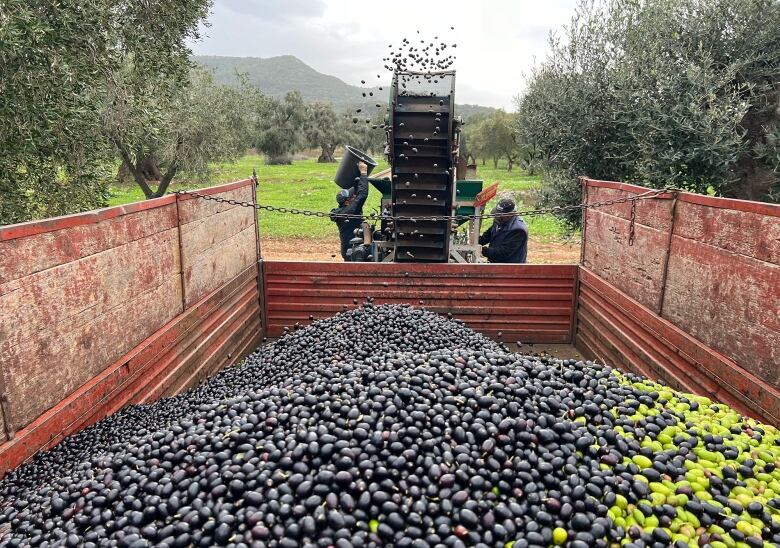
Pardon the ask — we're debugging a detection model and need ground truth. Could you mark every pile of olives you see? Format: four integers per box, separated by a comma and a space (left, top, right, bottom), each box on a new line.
0, 304, 778, 548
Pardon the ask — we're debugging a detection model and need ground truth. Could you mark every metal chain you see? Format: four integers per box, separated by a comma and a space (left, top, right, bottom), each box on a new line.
628, 199, 637, 246
172, 186, 679, 224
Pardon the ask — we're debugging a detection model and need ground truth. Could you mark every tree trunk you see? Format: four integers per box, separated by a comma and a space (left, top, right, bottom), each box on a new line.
153, 162, 178, 198
493, 157, 499, 169
318, 145, 336, 163
481, 158, 486, 166
110, 136, 183, 199
729, 155, 775, 200
730, 94, 779, 200
116, 162, 133, 186
139, 156, 163, 182
112, 138, 155, 199
507, 159, 513, 172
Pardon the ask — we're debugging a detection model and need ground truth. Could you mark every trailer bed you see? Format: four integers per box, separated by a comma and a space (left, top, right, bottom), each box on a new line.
0, 177, 778, 476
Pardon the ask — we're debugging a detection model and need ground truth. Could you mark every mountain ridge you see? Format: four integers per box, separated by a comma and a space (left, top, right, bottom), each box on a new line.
192, 54, 496, 119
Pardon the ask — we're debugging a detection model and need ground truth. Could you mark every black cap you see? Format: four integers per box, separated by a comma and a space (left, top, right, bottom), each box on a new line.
492, 198, 515, 214
336, 187, 355, 204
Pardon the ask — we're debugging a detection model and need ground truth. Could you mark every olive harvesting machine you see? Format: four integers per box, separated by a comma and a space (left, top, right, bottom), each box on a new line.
334, 70, 498, 263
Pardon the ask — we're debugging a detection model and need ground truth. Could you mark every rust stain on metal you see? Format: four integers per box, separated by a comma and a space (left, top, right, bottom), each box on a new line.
0, 179, 262, 477
576, 266, 780, 425
263, 262, 577, 343
0, 264, 261, 478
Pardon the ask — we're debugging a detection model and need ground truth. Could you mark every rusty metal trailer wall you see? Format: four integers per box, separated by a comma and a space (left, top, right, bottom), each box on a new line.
577, 178, 780, 424
263, 261, 578, 343
0, 180, 262, 476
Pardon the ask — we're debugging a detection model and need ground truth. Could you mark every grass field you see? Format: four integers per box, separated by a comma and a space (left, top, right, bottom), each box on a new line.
108, 153, 571, 242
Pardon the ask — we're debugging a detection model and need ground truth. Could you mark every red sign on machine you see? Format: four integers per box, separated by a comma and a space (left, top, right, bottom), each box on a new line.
474, 182, 499, 207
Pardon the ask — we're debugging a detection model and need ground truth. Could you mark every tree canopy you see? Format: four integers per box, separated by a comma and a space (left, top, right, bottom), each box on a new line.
110, 68, 257, 198
254, 91, 309, 165
461, 111, 538, 173
517, 0, 780, 229
0, 0, 212, 223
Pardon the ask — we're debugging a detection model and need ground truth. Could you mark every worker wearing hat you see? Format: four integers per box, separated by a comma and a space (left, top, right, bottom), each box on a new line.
479, 198, 528, 263
330, 161, 370, 260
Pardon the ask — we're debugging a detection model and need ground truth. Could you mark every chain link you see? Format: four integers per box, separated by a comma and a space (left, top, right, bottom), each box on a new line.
628, 199, 637, 246
172, 186, 679, 224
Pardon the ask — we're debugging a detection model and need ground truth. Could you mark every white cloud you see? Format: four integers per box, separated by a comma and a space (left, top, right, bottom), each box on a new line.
192, 0, 578, 109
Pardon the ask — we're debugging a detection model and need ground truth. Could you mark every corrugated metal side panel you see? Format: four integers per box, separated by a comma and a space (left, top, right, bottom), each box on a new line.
264, 262, 577, 343
662, 204, 780, 388
576, 268, 780, 425
0, 204, 183, 434
0, 264, 261, 478
581, 177, 780, 389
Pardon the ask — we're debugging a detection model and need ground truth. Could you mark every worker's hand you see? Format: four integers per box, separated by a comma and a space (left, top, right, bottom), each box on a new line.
358, 161, 368, 176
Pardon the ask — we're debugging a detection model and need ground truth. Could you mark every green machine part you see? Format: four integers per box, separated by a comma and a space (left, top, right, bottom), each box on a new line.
368, 178, 392, 200
454, 180, 483, 226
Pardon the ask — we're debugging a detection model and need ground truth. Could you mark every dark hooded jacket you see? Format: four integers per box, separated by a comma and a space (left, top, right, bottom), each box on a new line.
330, 175, 369, 260
479, 216, 528, 263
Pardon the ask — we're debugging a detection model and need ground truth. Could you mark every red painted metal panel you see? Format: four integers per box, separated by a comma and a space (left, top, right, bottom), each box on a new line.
1, 229, 183, 432
0, 264, 261, 478
582, 177, 780, 217
264, 261, 577, 343
581, 177, 780, 400
575, 268, 780, 425
0, 195, 177, 242
581, 209, 670, 311
177, 182, 258, 308
175, 178, 253, 199
672, 200, 780, 265
678, 193, 780, 217
1, 203, 180, 284
0, 177, 263, 478
662, 234, 780, 386
581, 178, 675, 198
585, 185, 676, 231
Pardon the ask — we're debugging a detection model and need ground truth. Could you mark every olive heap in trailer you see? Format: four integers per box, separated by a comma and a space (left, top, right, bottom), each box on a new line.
1, 304, 779, 548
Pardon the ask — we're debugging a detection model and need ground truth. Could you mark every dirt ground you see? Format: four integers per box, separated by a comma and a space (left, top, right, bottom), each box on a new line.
260, 236, 580, 264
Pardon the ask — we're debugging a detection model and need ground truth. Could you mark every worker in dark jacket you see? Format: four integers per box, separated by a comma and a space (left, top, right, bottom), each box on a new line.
479, 198, 528, 263
331, 161, 370, 260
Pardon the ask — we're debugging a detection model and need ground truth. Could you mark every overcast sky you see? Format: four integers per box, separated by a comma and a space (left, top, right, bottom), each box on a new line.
190, 0, 579, 110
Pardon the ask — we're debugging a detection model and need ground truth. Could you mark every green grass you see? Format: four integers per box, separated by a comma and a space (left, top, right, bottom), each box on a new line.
467, 162, 570, 242
108, 154, 571, 241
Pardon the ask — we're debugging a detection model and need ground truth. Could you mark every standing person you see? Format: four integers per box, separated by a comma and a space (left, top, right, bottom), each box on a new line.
330, 161, 370, 260
479, 198, 528, 263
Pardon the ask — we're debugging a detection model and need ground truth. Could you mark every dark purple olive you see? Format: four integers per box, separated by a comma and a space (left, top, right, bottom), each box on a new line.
0, 304, 770, 547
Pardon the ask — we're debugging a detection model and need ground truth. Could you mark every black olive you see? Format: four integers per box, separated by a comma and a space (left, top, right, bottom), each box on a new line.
0, 304, 774, 547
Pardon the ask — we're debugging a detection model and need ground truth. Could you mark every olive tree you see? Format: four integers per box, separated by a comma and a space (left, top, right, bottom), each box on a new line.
306, 102, 346, 163
108, 69, 256, 197
462, 111, 531, 171
348, 112, 387, 156
255, 91, 308, 165
0, 0, 213, 223
461, 117, 488, 166
0, 0, 114, 224
517, 0, 780, 229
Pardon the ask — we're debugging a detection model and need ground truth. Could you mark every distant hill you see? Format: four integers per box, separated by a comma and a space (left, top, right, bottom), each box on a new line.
456, 104, 497, 120
193, 55, 496, 120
